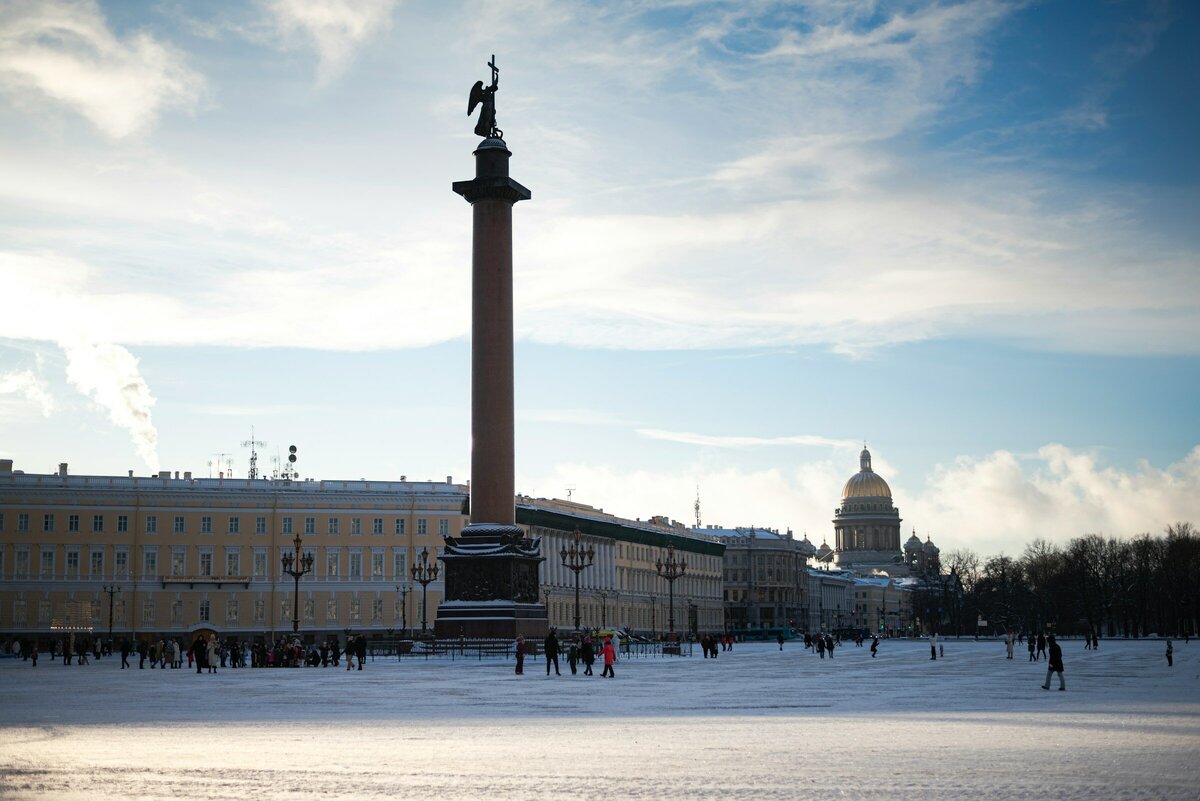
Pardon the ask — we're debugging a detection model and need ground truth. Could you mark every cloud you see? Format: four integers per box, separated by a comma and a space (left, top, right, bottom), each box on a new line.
265, 0, 396, 85
0, 0, 204, 137
0, 367, 54, 417
638, 429, 860, 451
520, 444, 1200, 557
60, 340, 159, 472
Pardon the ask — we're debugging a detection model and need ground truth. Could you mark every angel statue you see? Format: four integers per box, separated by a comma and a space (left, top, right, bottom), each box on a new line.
468, 55, 502, 139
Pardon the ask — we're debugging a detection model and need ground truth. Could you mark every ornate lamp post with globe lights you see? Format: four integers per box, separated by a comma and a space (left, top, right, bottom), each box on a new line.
411, 548, 439, 634
656, 544, 687, 635
560, 528, 594, 631
280, 533, 314, 634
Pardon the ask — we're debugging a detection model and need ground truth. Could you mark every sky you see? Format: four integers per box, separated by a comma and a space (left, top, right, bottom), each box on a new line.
1, 0, 1198, 557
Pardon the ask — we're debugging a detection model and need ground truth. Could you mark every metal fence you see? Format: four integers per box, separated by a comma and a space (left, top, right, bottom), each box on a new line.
365, 637, 692, 662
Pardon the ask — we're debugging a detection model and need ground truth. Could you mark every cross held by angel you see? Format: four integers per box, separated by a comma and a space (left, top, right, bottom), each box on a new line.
468, 55, 502, 139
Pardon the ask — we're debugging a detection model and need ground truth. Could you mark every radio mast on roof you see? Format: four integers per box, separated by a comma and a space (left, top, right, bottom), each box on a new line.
241, 427, 266, 480
694, 485, 702, 529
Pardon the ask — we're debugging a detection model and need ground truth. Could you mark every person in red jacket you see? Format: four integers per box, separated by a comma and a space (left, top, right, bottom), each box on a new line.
601, 636, 616, 678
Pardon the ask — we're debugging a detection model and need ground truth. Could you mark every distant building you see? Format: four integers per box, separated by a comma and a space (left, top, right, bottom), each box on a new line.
694, 525, 814, 633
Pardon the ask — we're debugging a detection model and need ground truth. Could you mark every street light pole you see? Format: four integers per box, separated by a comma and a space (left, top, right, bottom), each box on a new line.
102, 584, 120, 642
655, 544, 687, 635
280, 533, 314, 634
560, 528, 595, 631
396, 583, 410, 637
599, 590, 608, 629
411, 548, 439, 634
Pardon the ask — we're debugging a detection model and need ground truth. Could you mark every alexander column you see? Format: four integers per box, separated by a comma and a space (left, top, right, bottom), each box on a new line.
435, 56, 546, 639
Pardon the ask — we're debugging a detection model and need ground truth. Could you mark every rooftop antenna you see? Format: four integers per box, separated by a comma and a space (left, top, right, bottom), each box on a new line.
211, 453, 232, 478
241, 426, 267, 480
566, 484, 576, 501
694, 485, 701, 529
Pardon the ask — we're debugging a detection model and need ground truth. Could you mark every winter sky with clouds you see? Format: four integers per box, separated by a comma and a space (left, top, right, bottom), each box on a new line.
1, 0, 1197, 556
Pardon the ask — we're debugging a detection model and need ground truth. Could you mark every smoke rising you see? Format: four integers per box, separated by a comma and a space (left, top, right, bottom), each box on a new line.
61, 341, 160, 472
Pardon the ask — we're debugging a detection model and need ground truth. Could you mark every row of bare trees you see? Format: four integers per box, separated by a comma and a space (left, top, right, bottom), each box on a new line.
935, 523, 1198, 638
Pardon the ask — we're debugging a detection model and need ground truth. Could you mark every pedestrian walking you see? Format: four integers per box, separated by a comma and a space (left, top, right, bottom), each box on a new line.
30, 643, 38, 667
1041, 634, 1065, 691
777, 631, 785, 651
137, 638, 147, 669
1028, 637, 1036, 662
581, 635, 595, 676
816, 637, 825, 658
1036, 632, 1047, 661
346, 636, 355, 671
600, 636, 616, 678
514, 635, 525, 675
355, 633, 367, 670
825, 634, 835, 659
870, 636, 879, 658
930, 632, 938, 661
567, 641, 579, 675
1166, 639, 1173, 667
544, 628, 561, 676
1005, 631, 1015, 659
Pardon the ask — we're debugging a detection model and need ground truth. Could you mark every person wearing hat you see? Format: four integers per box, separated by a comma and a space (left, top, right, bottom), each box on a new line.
1041, 634, 1065, 691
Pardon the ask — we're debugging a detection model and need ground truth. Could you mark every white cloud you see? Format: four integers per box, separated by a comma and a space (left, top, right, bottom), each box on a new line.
60, 340, 159, 472
0, 367, 54, 417
265, 0, 396, 85
638, 429, 859, 451
521, 444, 1200, 557
0, 0, 204, 137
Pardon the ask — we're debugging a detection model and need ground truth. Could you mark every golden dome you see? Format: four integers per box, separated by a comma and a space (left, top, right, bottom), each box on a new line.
842, 447, 892, 499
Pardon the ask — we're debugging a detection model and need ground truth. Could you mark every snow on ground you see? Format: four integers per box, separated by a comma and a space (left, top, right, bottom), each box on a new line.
1, 638, 1197, 800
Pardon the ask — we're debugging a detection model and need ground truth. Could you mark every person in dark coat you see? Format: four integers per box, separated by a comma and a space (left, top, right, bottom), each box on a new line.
192, 637, 207, 675
870, 636, 879, 658
1036, 632, 1047, 661
120, 638, 131, 669
1042, 634, 1065, 691
137, 638, 148, 669
567, 641, 579, 675
824, 634, 835, 659
777, 632, 785, 651
355, 634, 367, 670
580, 635, 594, 675
1165, 639, 1173, 667
544, 628, 561, 676
514, 635, 525, 675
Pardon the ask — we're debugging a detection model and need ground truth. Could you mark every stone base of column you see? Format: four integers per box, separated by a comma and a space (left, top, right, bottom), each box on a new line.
434, 523, 547, 639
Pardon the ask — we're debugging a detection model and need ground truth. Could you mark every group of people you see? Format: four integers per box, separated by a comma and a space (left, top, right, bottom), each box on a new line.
516, 629, 617, 678
698, 633, 735, 657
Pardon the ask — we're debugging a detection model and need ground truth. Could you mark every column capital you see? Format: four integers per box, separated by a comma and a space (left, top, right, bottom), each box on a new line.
452, 176, 531, 204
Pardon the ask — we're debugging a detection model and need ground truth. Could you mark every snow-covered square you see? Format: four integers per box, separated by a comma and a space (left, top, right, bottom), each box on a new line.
1, 638, 1196, 800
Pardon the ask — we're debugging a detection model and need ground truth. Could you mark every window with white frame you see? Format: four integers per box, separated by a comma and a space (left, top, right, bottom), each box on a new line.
116, 514, 127, 532
68, 514, 80, 532
349, 551, 363, 578
372, 598, 383, 622
226, 549, 240, 577
326, 550, 339, 578
372, 517, 384, 535
142, 600, 155, 625
253, 598, 265, 624
253, 549, 267, 578
395, 518, 405, 535
304, 517, 315, 535
145, 515, 157, 534
18, 513, 30, 531
350, 517, 362, 535
174, 515, 185, 533
303, 598, 314, 623
90, 549, 103, 577
228, 516, 240, 534
13, 599, 26, 624
43, 513, 54, 532
15, 548, 29, 578
226, 598, 239, 623
350, 597, 361, 622
439, 518, 449, 537
198, 548, 213, 577
170, 547, 185, 577
201, 516, 212, 534
326, 598, 337, 622
417, 518, 427, 536
143, 547, 157, 578
198, 599, 210, 623
256, 516, 267, 535
39, 600, 51, 624
328, 518, 340, 535
282, 516, 293, 535
371, 551, 384, 579
66, 548, 80, 578
170, 599, 183, 624
393, 549, 407, 580
40, 548, 54, 578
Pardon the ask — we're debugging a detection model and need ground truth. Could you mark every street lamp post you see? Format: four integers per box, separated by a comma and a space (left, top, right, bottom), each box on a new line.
599, 590, 608, 629
396, 583, 410, 637
101, 584, 120, 643
280, 534, 314, 634
560, 528, 595, 631
411, 548, 439, 634
655, 544, 687, 635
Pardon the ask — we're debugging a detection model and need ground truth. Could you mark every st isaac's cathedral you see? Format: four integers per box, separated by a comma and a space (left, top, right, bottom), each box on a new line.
820, 447, 939, 578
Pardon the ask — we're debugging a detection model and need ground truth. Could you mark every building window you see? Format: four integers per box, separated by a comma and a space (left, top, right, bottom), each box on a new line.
372, 517, 384, 535
199, 550, 213, 577
253, 550, 267, 578
115, 549, 129, 577
114, 600, 126, 624
43, 513, 55, 532
117, 515, 128, 532
327, 551, 339, 578
372, 598, 383, 622
393, 550, 407, 580
326, 598, 337, 622
350, 518, 362, 536
174, 516, 185, 533
198, 600, 210, 623
145, 515, 157, 534
200, 516, 212, 534
282, 516, 293, 535
304, 598, 314, 623
417, 519, 427, 536
226, 599, 239, 624
350, 597, 361, 622
40, 549, 54, 578
171, 548, 185, 577
170, 599, 183, 624
39, 600, 52, 624
256, 516, 267, 535
90, 550, 103, 577
328, 518, 340, 536
228, 516, 240, 534
15, 549, 30, 577
18, 513, 30, 531
143, 548, 158, 577
371, 551, 384, 579
253, 599, 265, 624
226, 550, 240, 577
13, 600, 27, 625
439, 518, 449, 537
68, 514, 80, 532
349, 551, 363, 579
280, 599, 289, 624
304, 517, 315, 535
66, 549, 80, 578
395, 519, 405, 535
142, 600, 155, 626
